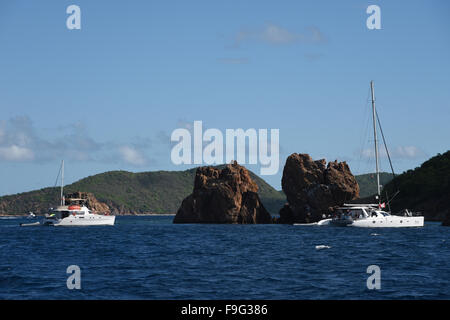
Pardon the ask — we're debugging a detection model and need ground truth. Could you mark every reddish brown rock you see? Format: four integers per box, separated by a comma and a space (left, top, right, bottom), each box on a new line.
173, 161, 272, 224
280, 153, 359, 223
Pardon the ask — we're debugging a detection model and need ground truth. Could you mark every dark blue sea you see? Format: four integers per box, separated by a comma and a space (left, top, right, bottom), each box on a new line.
1, 216, 449, 300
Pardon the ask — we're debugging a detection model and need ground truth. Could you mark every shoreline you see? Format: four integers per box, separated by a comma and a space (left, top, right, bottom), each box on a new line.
0, 213, 176, 217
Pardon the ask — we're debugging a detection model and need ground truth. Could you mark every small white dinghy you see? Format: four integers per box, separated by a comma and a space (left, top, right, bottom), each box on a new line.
293, 222, 318, 226
20, 221, 41, 227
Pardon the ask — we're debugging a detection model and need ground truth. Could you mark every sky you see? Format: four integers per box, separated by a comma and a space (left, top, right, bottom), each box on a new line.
0, 0, 449, 195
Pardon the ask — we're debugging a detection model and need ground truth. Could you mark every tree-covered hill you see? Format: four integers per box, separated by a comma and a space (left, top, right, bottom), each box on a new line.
0, 167, 286, 215
354, 172, 394, 198
382, 151, 450, 221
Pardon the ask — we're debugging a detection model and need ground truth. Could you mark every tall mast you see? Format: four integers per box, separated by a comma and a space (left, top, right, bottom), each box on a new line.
60, 160, 64, 206
370, 81, 381, 202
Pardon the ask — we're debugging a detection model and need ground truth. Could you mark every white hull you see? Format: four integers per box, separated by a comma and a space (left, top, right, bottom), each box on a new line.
42, 206, 116, 227
318, 205, 425, 228
350, 215, 424, 228
43, 213, 115, 226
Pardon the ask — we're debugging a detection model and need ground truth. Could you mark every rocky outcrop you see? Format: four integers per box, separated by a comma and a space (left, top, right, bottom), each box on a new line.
173, 161, 272, 224
65, 191, 111, 214
442, 209, 450, 226
280, 153, 359, 223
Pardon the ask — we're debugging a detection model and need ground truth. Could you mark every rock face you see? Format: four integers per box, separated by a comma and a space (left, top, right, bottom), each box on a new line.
280, 153, 359, 223
65, 191, 111, 215
442, 210, 450, 226
173, 161, 272, 224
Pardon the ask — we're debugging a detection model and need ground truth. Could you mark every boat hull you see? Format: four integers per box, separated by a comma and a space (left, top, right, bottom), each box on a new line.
44, 215, 115, 226
350, 215, 424, 228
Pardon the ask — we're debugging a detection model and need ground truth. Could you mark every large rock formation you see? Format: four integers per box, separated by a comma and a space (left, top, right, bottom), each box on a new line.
173, 161, 272, 224
279, 153, 359, 223
65, 191, 111, 215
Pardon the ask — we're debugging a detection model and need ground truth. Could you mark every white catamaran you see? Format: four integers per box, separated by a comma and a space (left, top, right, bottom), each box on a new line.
26, 160, 115, 226
319, 81, 424, 228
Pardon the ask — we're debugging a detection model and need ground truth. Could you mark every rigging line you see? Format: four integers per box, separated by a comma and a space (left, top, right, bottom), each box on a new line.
53, 161, 62, 188
355, 87, 372, 175
375, 109, 398, 194
357, 106, 371, 174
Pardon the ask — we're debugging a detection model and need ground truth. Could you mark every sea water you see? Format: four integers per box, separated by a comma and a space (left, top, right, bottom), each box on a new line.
1, 216, 449, 299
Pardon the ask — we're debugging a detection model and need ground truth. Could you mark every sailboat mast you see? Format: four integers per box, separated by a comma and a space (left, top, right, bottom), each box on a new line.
60, 160, 64, 206
370, 81, 381, 202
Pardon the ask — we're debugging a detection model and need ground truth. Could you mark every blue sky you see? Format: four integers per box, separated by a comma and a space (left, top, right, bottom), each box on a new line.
0, 0, 449, 195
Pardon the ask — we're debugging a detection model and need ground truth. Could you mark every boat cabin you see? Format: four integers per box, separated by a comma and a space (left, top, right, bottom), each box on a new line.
47, 203, 90, 219
334, 205, 391, 221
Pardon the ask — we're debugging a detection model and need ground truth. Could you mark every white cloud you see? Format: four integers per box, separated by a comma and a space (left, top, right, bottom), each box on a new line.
263, 24, 296, 44
0, 116, 105, 163
119, 146, 147, 166
0, 145, 34, 161
361, 145, 425, 160
233, 23, 326, 47
0, 116, 157, 165
392, 146, 425, 159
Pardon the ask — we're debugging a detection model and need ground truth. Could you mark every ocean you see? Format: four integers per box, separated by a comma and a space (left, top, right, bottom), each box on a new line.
1, 216, 449, 299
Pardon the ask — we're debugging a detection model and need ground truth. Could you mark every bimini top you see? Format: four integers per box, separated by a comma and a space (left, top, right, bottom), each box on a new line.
342, 203, 379, 208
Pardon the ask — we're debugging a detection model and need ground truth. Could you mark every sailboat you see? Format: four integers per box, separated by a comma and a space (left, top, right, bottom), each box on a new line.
321, 81, 424, 228
41, 160, 116, 226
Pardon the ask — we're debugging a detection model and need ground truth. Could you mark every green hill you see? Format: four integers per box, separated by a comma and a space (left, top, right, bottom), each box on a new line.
382, 151, 450, 221
354, 172, 394, 198
0, 167, 286, 215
